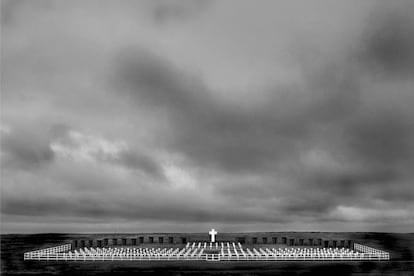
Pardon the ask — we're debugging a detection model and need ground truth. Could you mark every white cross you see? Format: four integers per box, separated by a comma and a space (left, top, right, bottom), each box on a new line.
209, 228, 217, 242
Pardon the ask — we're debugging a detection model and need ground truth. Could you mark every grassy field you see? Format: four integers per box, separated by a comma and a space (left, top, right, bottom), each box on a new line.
1, 233, 414, 275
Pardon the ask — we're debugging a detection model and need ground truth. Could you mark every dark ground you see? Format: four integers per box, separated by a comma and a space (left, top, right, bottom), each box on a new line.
1, 233, 414, 276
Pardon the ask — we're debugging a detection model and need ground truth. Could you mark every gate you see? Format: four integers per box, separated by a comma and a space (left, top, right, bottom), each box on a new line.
206, 254, 220, 261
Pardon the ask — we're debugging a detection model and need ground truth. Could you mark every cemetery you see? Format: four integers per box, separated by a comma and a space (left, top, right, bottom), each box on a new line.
24, 229, 389, 262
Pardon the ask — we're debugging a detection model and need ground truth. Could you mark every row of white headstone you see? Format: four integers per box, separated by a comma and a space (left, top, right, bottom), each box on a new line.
24, 244, 389, 261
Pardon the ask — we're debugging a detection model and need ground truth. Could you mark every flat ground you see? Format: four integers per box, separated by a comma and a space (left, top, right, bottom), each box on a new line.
1, 233, 414, 275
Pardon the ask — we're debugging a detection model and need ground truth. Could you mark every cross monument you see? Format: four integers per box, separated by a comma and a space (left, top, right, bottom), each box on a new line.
209, 228, 217, 242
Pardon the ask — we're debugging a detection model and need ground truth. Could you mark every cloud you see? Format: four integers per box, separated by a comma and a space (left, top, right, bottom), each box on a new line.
345, 111, 414, 165
50, 128, 165, 179
0, 196, 281, 223
1, 126, 54, 170
359, 2, 414, 78
115, 47, 310, 173
116, 48, 214, 115
112, 1, 414, 222
1, 0, 414, 232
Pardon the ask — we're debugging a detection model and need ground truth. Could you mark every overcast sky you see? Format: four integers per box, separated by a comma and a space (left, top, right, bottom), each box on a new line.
1, 0, 414, 233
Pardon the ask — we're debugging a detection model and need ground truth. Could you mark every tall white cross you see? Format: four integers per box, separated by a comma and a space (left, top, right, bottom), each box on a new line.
209, 228, 217, 242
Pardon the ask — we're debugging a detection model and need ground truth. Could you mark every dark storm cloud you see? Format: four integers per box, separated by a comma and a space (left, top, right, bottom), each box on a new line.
345, 111, 414, 165
116, 48, 291, 173
117, 48, 214, 115
360, 4, 414, 78
1, 127, 54, 169
305, 169, 400, 198
114, 47, 363, 175
115, 48, 352, 173
112, 1, 414, 221
374, 184, 414, 203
